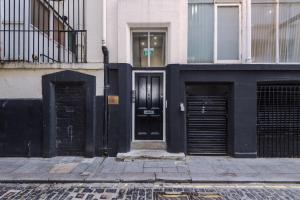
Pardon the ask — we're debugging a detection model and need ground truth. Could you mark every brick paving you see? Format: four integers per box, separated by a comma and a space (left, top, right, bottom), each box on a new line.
0, 183, 300, 200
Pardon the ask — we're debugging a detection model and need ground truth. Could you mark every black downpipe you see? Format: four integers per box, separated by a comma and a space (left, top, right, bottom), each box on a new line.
102, 46, 109, 156
102, 46, 109, 64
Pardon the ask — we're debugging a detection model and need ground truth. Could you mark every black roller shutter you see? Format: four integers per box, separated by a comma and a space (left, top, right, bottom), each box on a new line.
186, 95, 228, 155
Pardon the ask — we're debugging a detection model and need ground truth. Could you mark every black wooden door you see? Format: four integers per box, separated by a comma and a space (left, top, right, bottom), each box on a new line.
135, 73, 163, 140
55, 82, 86, 156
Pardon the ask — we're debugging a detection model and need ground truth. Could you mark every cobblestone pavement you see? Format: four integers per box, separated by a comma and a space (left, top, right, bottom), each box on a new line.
0, 183, 300, 200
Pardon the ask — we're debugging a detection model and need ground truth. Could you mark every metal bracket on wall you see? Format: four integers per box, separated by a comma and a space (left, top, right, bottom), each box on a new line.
180, 103, 185, 112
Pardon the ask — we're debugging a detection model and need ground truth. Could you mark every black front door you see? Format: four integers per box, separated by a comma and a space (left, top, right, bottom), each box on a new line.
135, 73, 164, 140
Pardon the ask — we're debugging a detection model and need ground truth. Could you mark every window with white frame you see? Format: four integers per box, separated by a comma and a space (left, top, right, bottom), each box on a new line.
188, 0, 241, 63
132, 31, 166, 67
252, 0, 300, 63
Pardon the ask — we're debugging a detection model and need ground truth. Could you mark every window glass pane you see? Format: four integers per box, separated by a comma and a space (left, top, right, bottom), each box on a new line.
54, 17, 65, 46
150, 32, 165, 67
188, 3, 214, 63
217, 6, 240, 61
132, 32, 148, 67
252, 4, 276, 63
252, 0, 277, 2
279, 3, 300, 62
189, 0, 213, 3
31, 0, 50, 35
215, 0, 241, 2
280, 0, 300, 3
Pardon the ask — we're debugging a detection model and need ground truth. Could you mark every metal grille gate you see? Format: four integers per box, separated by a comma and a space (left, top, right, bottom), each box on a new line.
257, 84, 300, 157
186, 95, 228, 155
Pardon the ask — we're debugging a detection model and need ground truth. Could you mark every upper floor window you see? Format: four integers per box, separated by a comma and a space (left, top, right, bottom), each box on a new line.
188, 1, 241, 63
31, 0, 50, 35
53, 16, 66, 47
252, 0, 300, 63
1, 0, 86, 63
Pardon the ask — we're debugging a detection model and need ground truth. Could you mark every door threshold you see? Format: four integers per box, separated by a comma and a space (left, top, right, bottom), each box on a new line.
131, 141, 166, 150
117, 150, 185, 161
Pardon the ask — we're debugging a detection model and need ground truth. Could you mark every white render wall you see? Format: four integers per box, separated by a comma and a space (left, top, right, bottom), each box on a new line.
75, 0, 252, 64
106, 0, 188, 64
0, 66, 104, 98
85, 0, 103, 63
92, 0, 252, 64
1, 0, 189, 64
1, 0, 254, 64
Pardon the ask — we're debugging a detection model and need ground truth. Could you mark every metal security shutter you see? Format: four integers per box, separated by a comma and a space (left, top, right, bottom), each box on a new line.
186, 95, 228, 155
257, 84, 300, 158
55, 82, 86, 156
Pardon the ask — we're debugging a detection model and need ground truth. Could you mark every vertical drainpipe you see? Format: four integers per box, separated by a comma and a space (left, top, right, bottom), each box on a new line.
0, 0, 3, 61
246, 0, 252, 63
102, 0, 110, 156
102, 0, 109, 63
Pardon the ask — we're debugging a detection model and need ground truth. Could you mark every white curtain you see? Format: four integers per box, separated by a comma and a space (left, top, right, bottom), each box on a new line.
252, 4, 277, 63
188, 3, 214, 63
279, 3, 300, 63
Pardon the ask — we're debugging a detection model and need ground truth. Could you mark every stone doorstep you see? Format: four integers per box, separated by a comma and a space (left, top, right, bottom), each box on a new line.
131, 141, 167, 150
116, 150, 186, 161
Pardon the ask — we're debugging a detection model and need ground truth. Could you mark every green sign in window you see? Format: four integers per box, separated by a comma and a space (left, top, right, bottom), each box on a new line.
144, 48, 154, 57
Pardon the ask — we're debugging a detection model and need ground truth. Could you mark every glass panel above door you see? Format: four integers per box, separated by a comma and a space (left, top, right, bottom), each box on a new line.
132, 32, 148, 67
150, 33, 166, 67
132, 31, 166, 67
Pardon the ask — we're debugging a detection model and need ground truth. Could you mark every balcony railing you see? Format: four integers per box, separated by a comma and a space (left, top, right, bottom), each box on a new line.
0, 0, 86, 63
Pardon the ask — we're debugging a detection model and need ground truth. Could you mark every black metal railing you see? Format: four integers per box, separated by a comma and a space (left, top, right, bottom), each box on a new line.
257, 84, 300, 157
0, 0, 86, 63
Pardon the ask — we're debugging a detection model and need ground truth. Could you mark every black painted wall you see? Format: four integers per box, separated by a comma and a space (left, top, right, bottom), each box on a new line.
0, 99, 43, 157
0, 70, 104, 158
2, 65, 300, 158
106, 64, 132, 156
95, 96, 105, 156
0, 97, 104, 157
167, 64, 300, 158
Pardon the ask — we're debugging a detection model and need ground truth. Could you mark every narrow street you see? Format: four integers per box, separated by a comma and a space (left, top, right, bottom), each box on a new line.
0, 183, 300, 200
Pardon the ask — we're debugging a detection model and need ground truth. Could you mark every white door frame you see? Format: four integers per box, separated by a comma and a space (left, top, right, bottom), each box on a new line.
132, 70, 166, 142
